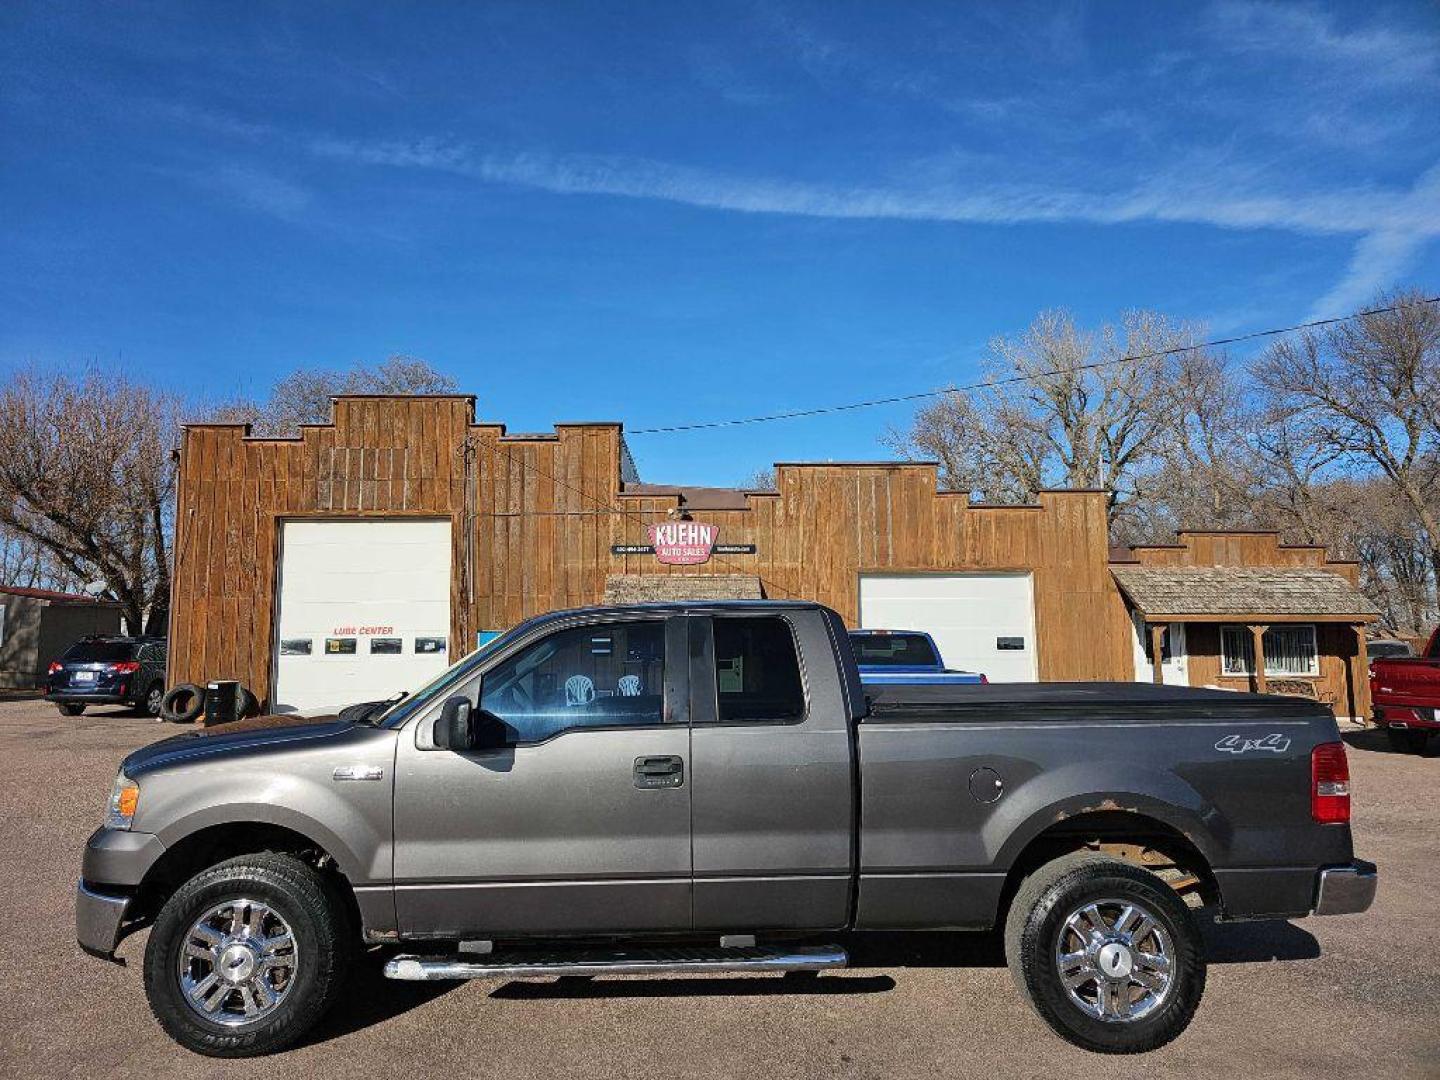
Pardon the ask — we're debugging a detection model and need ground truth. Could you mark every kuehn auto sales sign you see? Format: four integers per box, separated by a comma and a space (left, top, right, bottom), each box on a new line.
649, 520, 718, 565
611, 521, 756, 564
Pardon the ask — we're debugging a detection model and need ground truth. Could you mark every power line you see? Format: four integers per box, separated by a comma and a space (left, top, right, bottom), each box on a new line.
626, 295, 1440, 436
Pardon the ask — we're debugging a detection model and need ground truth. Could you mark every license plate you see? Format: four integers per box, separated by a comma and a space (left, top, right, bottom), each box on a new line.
72, 670, 97, 683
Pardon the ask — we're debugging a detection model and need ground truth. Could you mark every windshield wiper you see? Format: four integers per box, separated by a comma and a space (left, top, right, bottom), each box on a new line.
344, 691, 409, 726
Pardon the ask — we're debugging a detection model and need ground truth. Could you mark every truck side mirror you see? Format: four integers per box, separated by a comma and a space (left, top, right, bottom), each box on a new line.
434, 696, 474, 751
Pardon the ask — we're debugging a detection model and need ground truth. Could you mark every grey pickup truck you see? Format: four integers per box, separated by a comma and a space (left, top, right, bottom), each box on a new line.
77, 600, 1376, 1058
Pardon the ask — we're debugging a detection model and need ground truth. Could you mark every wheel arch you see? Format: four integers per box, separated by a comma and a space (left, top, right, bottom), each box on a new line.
132, 821, 363, 938
997, 809, 1220, 928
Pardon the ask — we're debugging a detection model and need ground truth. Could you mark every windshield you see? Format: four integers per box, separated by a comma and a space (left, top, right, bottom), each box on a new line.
849, 633, 941, 668
369, 627, 516, 726
1367, 641, 1412, 659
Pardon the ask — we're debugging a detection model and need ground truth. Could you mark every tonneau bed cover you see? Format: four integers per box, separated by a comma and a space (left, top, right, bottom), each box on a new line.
863, 680, 1332, 722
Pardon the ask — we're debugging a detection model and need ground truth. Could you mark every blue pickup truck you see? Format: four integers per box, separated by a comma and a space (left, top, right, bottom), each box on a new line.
848, 629, 986, 685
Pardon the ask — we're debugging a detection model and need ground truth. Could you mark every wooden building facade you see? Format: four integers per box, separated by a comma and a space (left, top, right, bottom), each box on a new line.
167, 395, 1373, 717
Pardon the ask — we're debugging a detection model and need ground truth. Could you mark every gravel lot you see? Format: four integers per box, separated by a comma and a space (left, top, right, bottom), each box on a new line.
1, 695, 1435, 1079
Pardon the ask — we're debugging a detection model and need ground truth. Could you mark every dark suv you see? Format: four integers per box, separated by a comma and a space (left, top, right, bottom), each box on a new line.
46, 636, 167, 717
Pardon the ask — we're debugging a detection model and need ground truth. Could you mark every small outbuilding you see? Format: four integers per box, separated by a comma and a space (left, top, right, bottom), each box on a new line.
1112, 533, 1380, 718
0, 585, 125, 689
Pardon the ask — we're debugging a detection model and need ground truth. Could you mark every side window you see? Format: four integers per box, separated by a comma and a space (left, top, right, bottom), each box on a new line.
712, 617, 805, 723
479, 620, 666, 744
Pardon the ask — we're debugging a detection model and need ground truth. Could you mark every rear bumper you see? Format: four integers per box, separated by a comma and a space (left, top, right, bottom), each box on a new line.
1313, 859, 1378, 916
76, 880, 132, 959
1373, 705, 1440, 730
46, 690, 129, 705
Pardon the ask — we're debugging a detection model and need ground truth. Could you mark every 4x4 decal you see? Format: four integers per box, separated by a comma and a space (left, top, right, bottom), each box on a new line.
1215, 733, 1292, 754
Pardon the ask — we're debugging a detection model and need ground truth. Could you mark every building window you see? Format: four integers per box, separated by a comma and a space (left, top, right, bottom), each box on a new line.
1220, 624, 1318, 677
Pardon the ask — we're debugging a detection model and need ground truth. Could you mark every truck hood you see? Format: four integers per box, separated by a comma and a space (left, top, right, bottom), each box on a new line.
121, 713, 352, 777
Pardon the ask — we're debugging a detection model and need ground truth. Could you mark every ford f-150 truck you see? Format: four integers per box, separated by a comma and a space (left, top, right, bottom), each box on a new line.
848, 628, 986, 685
1370, 626, 1440, 753
77, 601, 1376, 1058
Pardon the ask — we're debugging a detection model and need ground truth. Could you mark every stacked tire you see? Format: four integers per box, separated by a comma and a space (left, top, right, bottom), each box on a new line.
160, 684, 260, 724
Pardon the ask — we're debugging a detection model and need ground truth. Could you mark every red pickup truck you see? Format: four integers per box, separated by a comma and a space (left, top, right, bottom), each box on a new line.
1370, 628, 1440, 753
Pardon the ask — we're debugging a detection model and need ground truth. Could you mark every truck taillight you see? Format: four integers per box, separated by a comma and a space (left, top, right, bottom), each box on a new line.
1311, 742, 1351, 824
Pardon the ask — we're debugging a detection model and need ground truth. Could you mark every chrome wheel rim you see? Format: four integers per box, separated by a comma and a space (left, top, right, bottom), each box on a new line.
178, 899, 299, 1026
147, 687, 164, 714
1055, 898, 1174, 1023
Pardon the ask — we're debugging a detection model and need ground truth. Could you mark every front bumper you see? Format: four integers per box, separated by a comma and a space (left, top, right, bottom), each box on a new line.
76, 828, 166, 959
77, 880, 132, 959
1313, 859, 1378, 916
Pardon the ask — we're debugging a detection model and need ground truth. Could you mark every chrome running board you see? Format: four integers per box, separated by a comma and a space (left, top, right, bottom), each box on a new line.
383, 944, 848, 982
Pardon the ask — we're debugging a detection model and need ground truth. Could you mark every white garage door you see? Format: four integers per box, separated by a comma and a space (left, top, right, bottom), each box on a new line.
273, 520, 452, 712
858, 573, 1037, 682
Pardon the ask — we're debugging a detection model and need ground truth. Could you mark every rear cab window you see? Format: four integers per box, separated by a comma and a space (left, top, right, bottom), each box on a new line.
851, 633, 940, 667
710, 616, 806, 723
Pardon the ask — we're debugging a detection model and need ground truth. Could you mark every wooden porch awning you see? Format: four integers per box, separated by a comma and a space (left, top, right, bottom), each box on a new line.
603, 574, 763, 604
1111, 566, 1380, 622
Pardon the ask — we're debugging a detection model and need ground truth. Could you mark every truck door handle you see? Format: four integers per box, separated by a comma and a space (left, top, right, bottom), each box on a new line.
633, 755, 684, 789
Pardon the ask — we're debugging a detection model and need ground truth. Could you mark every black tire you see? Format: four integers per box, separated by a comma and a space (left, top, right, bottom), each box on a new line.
237, 687, 260, 719
161, 683, 205, 724
1004, 853, 1205, 1054
143, 853, 351, 1057
1385, 727, 1427, 754
140, 681, 166, 719
57, 703, 85, 717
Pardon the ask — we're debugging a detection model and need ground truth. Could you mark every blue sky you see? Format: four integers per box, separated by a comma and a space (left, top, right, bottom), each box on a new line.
3, 1, 1438, 485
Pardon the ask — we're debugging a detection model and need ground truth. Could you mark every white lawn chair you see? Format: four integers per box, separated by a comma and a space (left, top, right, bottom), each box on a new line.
564, 675, 596, 706
617, 675, 642, 697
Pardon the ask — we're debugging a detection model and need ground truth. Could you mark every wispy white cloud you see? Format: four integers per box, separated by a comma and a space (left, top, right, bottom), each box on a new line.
1307, 161, 1440, 318
309, 135, 1440, 315
311, 135, 1438, 238
195, 163, 314, 221
1211, 1, 1440, 85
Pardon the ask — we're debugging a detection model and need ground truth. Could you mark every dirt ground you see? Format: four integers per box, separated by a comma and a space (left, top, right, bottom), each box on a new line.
1, 696, 1435, 1079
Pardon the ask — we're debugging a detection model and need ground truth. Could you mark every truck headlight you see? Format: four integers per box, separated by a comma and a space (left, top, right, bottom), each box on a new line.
105, 774, 139, 830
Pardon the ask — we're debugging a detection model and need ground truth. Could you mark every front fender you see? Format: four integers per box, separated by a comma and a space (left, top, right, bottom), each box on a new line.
132, 731, 396, 886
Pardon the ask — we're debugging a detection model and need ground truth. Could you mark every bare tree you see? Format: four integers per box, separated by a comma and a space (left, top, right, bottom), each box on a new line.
1255, 290, 1440, 581
0, 368, 179, 632
741, 467, 777, 492
887, 309, 1210, 531
216, 355, 459, 437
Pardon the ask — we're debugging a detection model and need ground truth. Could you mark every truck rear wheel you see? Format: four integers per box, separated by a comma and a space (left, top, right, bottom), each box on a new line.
143, 853, 350, 1057
1004, 853, 1205, 1054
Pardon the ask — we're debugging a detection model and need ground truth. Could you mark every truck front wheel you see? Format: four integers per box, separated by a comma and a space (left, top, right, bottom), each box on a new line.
1004, 853, 1206, 1054
143, 853, 350, 1057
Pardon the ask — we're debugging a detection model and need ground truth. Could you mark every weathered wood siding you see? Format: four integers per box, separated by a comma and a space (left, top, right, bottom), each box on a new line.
169, 397, 1136, 702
